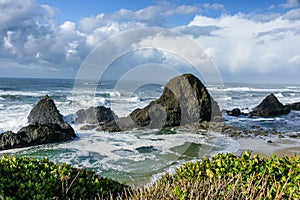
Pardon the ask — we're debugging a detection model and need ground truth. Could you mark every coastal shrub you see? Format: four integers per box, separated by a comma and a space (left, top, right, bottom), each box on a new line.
127, 151, 300, 199
1, 152, 299, 199
0, 155, 128, 199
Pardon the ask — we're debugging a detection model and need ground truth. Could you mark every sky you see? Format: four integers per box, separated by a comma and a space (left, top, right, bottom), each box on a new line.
0, 0, 299, 83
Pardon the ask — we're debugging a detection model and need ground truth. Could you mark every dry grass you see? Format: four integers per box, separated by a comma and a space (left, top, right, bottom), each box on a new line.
109, 173, 299, 200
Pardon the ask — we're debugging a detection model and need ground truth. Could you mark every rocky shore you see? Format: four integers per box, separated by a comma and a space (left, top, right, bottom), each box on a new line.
0, 73, 299, 152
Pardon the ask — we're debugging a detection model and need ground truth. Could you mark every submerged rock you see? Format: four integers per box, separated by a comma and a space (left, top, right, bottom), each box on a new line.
136, 146, 158, 153
101, 73, 221, 131
226, 108, 241, 117
0, 95, 76, 150
250, 93, 290, 117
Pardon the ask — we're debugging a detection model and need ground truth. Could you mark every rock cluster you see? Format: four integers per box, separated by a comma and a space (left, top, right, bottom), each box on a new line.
225, 93, 296, 118
101, 74, 222, 132
3, 74, 298, 151
0, 95, 76, 150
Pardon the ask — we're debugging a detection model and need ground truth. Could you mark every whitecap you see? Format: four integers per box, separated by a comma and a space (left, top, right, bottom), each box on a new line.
0, 90, 48, 97
221, 96, 232, 101
127, 96, 140, 102
274, 92, 284, 98
251, 118, 275, 122
71, 95, 106, 108
109, 91, 121, 97
286, 86, 297, 89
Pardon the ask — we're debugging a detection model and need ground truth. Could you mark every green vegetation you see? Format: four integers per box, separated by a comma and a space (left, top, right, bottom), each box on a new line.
0, 151, 299, 199
0, 156, 127, 199
128, 150, 300, 199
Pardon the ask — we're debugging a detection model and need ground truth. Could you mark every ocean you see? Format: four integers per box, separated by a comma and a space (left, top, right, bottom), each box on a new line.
0, 77, 300, 185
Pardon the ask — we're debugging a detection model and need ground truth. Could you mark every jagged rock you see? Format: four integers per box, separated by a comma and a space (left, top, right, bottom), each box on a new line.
226, 108, 241, 117
0, 123, 76, 150
28, 94, 64, 125
285, 102, 300, 111
0, 131, 21, 149
101, 74, 221, 131
74, 106, 117, 125
0, 95, 76, 150
250, 93, 290, 117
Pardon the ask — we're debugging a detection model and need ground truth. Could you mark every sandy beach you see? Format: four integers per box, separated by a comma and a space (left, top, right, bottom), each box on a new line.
234, 136, 300, 157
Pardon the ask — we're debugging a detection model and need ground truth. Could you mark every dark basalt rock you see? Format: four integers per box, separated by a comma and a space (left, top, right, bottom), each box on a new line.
226, 108, 241, 117
130, 73, 221, 127
285, 102, 300, 111
75, 106, 117, 125
0, 95, 76, 150
28, 94, 64, 125
0, 123, 76, 150
101, 74, 221, 132
250, 93, 290, 117
0, 131, 21, 149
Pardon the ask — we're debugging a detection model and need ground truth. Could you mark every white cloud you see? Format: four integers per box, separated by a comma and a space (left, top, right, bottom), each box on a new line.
202, 3, 224, 10
165, 5, 201, 15
188, 13, 300, 76
280, 0, 300, 8
175, 25, 221, 38
289, 55, 300, 64
60, 21, 76, 32
3, 31, 14, 49
283, 8, 300, 20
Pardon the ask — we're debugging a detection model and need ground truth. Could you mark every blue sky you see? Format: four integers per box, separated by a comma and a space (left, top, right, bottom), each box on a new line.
0, 0, 300, 83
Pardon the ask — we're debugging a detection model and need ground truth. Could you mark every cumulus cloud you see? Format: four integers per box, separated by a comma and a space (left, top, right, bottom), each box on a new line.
188, 12, 300, 80
0, 0, 299, 82
0, 0, 90, 77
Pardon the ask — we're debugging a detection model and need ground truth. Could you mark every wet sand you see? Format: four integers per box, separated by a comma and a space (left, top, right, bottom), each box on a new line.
234, 136, 300, 157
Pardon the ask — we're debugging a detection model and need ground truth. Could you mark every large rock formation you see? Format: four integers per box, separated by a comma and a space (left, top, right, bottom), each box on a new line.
0, 95, 76, 150
102, 74, 221, 132
250, 93, 290, 117
74, 106, 117, 125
